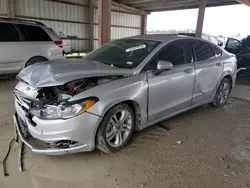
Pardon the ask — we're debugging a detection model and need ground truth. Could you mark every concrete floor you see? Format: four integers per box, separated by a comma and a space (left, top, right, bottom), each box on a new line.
0, 78, 250, 188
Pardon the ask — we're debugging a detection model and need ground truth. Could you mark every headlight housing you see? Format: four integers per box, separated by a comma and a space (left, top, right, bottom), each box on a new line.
40, 98, 98, 119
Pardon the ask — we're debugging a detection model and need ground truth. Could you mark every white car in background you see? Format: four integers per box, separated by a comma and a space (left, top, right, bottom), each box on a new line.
0, 18, 64, 75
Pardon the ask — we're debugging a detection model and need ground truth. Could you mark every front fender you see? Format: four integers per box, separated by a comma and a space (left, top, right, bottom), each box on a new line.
69, 73, 148, 125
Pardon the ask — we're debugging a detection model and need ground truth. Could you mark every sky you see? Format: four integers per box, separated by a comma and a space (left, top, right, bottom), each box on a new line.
147, 4, 250, 37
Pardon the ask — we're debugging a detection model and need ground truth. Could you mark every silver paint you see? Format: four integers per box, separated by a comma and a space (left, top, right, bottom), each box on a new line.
14, 35, 237, 155
18, 59, 134, 87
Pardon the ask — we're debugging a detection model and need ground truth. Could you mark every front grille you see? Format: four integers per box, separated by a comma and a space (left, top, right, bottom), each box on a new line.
13, 90, 36, 110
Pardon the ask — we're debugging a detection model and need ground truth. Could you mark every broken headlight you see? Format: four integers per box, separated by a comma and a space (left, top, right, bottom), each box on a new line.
40, 99, 97, 119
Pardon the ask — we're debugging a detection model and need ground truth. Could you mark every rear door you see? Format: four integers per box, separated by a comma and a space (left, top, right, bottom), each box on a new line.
191, 41, 223, 105
0, 22, 26, 74
147, 40, 195, 121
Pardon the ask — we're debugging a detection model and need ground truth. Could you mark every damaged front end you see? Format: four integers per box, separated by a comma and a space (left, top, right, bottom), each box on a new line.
13, 77, 123, 155
13, 59, 133, 155
15, 76, 120, 120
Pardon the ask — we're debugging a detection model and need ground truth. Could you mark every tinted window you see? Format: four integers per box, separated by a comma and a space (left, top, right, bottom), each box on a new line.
227, 38, 243, 50
17, 24, 51, 41
0, 23, 20, 42
183, 41, 193, 64
145, 41, 193, 71
85, 39, 161, 68
194, 41, 215, 61
213, 46, 222, 57
159, 43, 185, 66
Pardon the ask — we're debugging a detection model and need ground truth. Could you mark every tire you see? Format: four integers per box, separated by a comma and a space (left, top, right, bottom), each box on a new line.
210, 78, 231, 107
96, 103, 135, 153
26, 57, 48, 67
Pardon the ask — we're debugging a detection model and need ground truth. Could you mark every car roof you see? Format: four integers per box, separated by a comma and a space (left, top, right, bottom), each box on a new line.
0, 17, 46, 28
125, 34, 199, 42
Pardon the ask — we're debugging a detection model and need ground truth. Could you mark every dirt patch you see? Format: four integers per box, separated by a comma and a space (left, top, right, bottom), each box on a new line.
0, 79, 250, 188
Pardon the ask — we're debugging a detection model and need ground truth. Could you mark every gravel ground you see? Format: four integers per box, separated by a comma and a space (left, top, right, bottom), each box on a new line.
0, 78, 250, 188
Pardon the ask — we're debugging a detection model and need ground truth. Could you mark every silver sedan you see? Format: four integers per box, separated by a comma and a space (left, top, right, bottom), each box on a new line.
13, 34, 237, 155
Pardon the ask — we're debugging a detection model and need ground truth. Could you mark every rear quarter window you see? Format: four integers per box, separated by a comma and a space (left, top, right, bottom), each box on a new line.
17, 24, 52, 41
212, 46, 222, 57
194, 41, 215, 62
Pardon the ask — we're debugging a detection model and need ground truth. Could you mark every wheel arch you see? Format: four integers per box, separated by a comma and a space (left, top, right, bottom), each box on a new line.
93, 100, 141, 151
93, 99, 141, 148
99, 99, 141, 130
210, 72, 234, 102
25, 56, 48, 67
223, 74, 233, 90
219, 72, 233, 91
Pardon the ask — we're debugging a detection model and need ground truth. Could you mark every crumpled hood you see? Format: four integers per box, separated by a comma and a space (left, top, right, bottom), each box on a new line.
18, 59, 134, 88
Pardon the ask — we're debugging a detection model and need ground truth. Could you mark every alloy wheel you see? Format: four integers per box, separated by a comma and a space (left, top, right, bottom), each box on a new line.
217, 82, 230, 105
105, 110, 132, 148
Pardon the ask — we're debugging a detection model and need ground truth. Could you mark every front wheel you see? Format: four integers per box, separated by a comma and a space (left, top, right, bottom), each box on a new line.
210, 78, 231, 107
96, 103, 135, 153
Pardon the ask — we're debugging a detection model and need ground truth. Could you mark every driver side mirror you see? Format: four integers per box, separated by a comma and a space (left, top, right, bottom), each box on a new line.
153, 60, 173, 75
157, 60, 173, 70
218, 41, 223, 47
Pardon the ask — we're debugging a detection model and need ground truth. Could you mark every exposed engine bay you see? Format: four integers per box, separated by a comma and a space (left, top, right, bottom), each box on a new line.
33, 76, 121, 106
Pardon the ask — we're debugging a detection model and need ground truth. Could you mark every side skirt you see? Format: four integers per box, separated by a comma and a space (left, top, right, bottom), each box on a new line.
138, 100, 211, 131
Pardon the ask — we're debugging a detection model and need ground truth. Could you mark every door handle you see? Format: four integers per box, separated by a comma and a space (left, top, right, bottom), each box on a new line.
216, 63, 222, 67
184, 68, 194, 74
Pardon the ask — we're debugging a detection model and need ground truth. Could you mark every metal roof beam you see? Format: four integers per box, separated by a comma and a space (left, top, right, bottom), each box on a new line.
237, 0, 250, 6
112, 1, 148, 15
133, 0, 196, 8
140, 0, 239, 12
121, 0, 194, 5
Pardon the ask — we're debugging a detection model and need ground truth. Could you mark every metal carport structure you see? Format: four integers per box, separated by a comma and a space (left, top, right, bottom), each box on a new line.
0, 0, 249, 52
98, 0, 249, 43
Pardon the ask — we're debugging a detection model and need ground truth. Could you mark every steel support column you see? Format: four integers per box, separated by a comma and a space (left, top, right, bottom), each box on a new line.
88, 0, 94, 51
7, 0, 15, 18
141, 14, 147, 35
195, 0, 207, 38
98, 0, 111, 47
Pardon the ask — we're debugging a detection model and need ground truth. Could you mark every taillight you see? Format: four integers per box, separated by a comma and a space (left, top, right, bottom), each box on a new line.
55, 41, 63, 48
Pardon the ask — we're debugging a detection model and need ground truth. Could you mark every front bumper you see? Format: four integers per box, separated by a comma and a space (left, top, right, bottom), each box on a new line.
14, 100, 102, 155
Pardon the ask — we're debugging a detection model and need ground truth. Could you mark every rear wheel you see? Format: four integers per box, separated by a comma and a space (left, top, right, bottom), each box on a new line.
26, 57, 48, 67
96, 103, 135, 153
210, 78, 231, 107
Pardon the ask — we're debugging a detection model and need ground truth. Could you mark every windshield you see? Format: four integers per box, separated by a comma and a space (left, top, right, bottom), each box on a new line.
84, 39, 161, 68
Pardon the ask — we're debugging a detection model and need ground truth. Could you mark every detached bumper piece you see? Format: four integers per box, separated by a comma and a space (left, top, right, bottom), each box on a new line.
13, 113, 88, 155
237, 67, 247, 73
18, 142, 25, 172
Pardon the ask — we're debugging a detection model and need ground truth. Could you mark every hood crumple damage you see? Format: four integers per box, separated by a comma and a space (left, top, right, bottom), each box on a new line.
18, 59, 134, 87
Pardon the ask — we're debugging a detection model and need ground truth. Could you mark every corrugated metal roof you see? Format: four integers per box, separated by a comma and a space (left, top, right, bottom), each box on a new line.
116, 0, 240, 12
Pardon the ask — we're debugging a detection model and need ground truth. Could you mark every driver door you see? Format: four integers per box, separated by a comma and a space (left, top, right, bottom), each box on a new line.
225, 38, 243, 55
225, 38, 250, 69
146, 40, 195, 122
